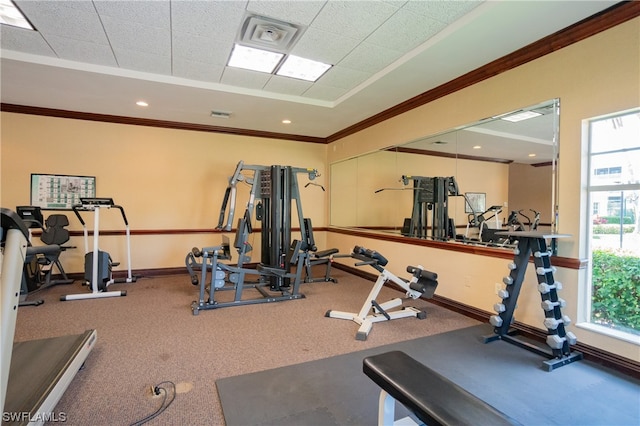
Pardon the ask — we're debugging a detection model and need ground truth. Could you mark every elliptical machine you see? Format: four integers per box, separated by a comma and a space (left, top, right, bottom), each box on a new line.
61, 197, 136, 301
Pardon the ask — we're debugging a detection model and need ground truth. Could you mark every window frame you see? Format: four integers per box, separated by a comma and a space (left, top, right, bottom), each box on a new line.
579, 108, 640, 345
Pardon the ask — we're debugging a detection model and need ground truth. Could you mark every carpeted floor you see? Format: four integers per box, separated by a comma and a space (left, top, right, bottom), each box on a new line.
11, 267, 479, 425
217, 324, 640, 426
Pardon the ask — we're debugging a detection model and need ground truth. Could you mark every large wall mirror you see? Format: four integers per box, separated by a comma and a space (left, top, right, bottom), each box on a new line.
330, 99, 559, 248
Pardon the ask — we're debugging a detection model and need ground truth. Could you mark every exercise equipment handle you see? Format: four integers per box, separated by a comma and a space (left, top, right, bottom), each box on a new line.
71, 204, 86, 226
407, 265, 438, 281
353, 245, 388, 267
113, 205, 129, 226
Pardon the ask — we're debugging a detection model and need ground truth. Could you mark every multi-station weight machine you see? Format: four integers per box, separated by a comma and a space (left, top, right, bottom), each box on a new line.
187, 161, 336, 314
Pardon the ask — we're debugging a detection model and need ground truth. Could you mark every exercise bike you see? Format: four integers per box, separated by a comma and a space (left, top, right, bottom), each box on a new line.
61, 197, 136, 301
325, 246, 438, 340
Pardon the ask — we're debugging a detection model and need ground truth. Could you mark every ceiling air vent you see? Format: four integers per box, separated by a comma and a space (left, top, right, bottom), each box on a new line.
211, 110, 232, 119
239, 14, 305, 53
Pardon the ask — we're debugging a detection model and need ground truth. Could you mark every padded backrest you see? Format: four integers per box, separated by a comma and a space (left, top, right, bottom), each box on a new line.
16, 205, 44, 229
40, 214, 70, 245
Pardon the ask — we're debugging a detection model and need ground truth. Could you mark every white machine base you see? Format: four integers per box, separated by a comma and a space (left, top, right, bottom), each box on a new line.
60, 290, 126, 301
327, 304, 424, 341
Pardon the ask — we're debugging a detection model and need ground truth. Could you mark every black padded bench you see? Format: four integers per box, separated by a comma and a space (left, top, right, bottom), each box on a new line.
363, 351, 521, 426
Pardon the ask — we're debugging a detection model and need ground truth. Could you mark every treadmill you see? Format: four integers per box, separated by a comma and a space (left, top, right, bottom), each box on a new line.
1, 208, 97, 425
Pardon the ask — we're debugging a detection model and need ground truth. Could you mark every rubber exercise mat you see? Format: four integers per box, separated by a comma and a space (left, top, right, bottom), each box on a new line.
217, 324, 640, 426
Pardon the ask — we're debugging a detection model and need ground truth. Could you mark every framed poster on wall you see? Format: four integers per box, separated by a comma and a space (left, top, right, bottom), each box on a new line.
30, 174, 96, 210
465, 192, 486, 214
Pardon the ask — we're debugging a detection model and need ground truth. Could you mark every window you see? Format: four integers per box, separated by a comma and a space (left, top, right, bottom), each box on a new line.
594, 166, 622, 176
585, 109, 640, 341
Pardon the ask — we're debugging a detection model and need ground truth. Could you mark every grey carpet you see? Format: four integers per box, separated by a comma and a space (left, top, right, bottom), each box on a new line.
217, 324, 640, 426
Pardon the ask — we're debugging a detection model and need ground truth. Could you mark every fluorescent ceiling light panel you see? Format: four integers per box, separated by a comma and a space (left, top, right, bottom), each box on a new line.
500, 110, 542, 122
276, 55, 332, 82
227, 44, 283, 73
0, 0, 33, 30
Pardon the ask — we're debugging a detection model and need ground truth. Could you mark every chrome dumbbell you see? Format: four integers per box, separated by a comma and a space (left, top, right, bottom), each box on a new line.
543, 315, 571, 330
541, 298, 566, 311
536, 266, 557, 275
493, 303, 506, 313
489, 314, 515, 328
538, 281, 563, 294
498, 289, 510, 299
534, 250, 552, 258
546, 332, 577, 349
489, 315, 503, 327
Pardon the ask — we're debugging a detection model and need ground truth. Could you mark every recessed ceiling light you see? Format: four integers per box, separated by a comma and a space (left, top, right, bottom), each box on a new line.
227, 44, 284, 73
136, 100, 148, 107
473, 145, 482, 149
500, 110, 542, 122
528, 153, 537, 157
0, 0, 34, 30
276, 55, 331, 82
282, 119, 291, 124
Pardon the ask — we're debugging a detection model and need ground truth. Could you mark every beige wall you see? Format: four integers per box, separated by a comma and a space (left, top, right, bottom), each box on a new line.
0, 114, 328, 271
328, 18, 640, 362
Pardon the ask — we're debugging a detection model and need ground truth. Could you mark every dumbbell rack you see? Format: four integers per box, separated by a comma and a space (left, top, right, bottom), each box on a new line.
484, 231, 583, 371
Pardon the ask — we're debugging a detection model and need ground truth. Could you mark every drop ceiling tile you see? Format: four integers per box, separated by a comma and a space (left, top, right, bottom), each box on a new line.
401, 0, 483, 24
101, 16, 170, 57
173, 58, 225, 83
15, 0, 95, 14
366, 8, 446, 51
318, 66, 370, 89
220, 66, 271, 89
113, 47, 171, 75
43, 34, 117, 66
302, 83, 348, 101
14, 1, 108, 44
172, 31, 232, 66
337, 41, 403, 74
309, 0, 399, 40
246, 0, 326, 26
171, 1, 245, 38
263, 75, 313, 96
93, 0, 170, 28
0, 26, 56, 56
290, 27, 359, 65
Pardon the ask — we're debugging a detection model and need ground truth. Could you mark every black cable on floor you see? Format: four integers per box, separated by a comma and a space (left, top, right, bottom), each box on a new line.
129, 381, 176, 426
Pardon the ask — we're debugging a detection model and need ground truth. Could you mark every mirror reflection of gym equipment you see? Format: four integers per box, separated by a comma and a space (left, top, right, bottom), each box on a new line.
187, 162, 337, 314
61, 197, 136, 301
329, 99, 560, 245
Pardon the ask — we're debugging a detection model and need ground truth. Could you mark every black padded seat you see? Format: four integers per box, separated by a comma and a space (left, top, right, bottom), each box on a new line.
363, 351, 520, 426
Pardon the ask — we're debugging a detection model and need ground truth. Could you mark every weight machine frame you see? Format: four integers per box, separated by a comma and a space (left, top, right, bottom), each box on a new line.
187, 161, 334, 313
